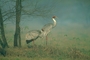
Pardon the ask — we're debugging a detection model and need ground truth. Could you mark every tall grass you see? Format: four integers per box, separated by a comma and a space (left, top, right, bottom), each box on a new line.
0, 45, 90, 60
0, 26, 90, 60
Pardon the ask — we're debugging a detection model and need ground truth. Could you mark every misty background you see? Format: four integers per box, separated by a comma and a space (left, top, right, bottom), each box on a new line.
1, 0, 90, 39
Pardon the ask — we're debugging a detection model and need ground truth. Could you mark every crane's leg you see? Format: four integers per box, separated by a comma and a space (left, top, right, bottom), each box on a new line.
33, 40, 34, 45
46, 35, 48, 45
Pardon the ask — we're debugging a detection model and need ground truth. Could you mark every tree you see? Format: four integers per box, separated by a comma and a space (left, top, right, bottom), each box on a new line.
0, 8, 9, 48
21, 0, 54, 17
14, 0, 22, 47
0, 0, 16, 48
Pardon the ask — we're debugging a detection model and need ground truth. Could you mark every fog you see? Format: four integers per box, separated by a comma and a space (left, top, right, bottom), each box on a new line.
1, 0, 90, 35
21, 0, 90, 29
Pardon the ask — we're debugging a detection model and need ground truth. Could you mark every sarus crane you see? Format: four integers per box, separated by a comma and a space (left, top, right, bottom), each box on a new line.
40, 16, 57, 45
25, 16, 57, 45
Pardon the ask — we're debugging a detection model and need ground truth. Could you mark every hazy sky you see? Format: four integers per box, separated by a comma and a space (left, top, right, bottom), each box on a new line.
21, 0, 90, 29
1, 0, 90, 31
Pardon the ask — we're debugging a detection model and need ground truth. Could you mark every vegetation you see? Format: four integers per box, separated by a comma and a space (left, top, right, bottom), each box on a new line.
0, 26, 90, 60
0, 47, 6, 57
0, 45, 90, 60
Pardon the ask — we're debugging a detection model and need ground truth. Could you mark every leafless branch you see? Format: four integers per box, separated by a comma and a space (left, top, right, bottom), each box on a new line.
21, 0, 53, 18
3, 14, 15, 22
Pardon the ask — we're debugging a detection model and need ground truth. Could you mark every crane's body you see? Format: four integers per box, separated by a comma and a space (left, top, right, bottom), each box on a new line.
40, 23, 53, 38
41, 16, 56, 37
26, 30, 42, 44
25, 16, 56, 45
40, 16, 56, 45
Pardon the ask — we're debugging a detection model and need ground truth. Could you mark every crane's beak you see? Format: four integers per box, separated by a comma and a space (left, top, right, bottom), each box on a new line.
55, 16, 59, 20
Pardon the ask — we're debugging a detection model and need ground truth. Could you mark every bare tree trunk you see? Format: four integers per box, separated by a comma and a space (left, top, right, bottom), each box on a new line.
19, 27, 21, 47
14, 0, 21, 47
0, 39, 4, 48
0, 8, 9, 48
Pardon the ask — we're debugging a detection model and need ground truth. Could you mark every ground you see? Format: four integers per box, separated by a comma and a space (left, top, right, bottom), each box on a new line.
0, 26, 90, 60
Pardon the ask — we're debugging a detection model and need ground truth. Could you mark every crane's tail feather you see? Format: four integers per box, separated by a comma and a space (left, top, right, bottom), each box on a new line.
26, 36, 39, 44
26, 40, 33, 44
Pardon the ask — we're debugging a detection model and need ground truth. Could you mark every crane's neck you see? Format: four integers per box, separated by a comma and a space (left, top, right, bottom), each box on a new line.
52, 18, 56, 27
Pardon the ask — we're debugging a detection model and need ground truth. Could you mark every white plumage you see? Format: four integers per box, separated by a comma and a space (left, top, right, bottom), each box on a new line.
25, 30, 42, 44
25, 16, 57, 45
26, 30, 41, 40
40, 16, 57, 45
41, 16, 56, 37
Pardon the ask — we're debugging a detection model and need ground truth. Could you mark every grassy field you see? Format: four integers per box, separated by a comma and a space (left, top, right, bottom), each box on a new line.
0, 25, 90, 60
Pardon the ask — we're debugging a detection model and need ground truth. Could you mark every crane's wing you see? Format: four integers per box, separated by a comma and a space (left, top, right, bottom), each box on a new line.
40, 23, 53, 37
42, 23, 53, 31
26, 30, 41, 40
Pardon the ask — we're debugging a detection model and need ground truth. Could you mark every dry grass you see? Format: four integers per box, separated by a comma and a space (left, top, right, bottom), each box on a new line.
0, 26, 90, 60
0, 45, 90, 60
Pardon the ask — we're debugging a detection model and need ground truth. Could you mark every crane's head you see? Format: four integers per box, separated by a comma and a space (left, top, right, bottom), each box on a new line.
52, 16, 56, 18
52, 16, 57, 27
